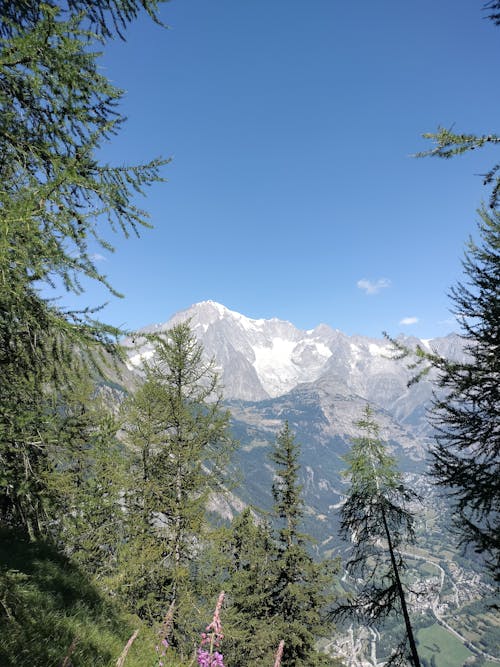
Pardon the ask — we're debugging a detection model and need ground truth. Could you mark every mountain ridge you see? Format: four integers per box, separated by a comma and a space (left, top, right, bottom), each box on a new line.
124, 300, 460, 410
120, 302, 497, 667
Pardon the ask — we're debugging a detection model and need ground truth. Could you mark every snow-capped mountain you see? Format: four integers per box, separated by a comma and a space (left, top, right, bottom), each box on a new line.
127, 300, 334, 399
124, 300, 460, 421
122, 300, 463, 536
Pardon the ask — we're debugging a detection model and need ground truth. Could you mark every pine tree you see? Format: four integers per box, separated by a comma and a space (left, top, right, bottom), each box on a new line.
207, 509, 281, 667
429, 209, 500, 583
335, 405, 421, 667
50, 374, 126, 578
119, 322, 234, 631
0, 0, 167, 538
413, 15, 500, 577
269, 422, 335, 667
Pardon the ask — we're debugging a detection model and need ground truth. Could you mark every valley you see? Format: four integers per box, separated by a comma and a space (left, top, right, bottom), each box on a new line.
123, 301, 499, 666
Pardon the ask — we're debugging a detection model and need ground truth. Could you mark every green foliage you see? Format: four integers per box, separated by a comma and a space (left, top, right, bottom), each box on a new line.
49, 375, 126, 578
118, 322, 234, 636
335, 405, 421, 666
0, 289, 75, 538
113, 525, 173, 626
429, 210, 500, 584
200, 423, 339, 667
398, 9, 500, 582
205, 510, 282, 667
415, 129, 500, 210
336, 406, 416, 620
415, 4, 500, 228
270, 421, 304, 548
391, 211, 500, 586
0, 0, 167, 335
1, 0, 166, 40
0, 0, 167, 538
269, 422, 336, 667
0, 527, 158, 667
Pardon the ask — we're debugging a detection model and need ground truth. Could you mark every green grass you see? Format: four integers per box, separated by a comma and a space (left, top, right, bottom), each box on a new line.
417, 623, 474, 667
0, 528, 159, 667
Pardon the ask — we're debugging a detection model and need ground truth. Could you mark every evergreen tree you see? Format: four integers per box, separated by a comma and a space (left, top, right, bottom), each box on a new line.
413, 8, 500, 578
428, 210, 500, 583
214, 509, 280, 667
417, 127, 500, 211
0, 305, 59, 539
334, 406, 421, 667
119, 322, 234, 632
269, 422, 335, 667
117, 375, 174, 623
417, 0, 500, 215
50, 374, 125, 578
1, 0, 167, 356
0, 0, 167, 538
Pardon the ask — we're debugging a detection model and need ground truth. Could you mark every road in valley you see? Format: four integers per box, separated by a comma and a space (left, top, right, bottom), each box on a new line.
401, 550, 500, 664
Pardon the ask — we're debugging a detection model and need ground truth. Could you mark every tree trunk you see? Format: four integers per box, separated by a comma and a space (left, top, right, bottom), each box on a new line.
381, 507, 421, 667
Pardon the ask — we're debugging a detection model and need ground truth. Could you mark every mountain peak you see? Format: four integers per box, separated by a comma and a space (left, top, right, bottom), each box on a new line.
197, 300, 228, 314
127, 302, 463, 404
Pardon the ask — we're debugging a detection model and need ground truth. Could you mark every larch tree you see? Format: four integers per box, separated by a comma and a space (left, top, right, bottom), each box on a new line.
50, 374, 126, 578
416, 1, 500, 211
0, 0, 168, 538
1, 0, 168, 358
117, 373, 176, 623
412, 1, 500, 584
335, 405, 421, 667
120, 322, 234, 634
428, 211, 499, 584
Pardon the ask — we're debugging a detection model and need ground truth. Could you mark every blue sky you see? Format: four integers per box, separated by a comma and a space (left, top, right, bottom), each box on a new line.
71, 0, 499, 339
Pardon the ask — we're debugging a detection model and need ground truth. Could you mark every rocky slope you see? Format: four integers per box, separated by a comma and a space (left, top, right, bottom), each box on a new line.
124, 299, 462, 441
121, 300, 463, 537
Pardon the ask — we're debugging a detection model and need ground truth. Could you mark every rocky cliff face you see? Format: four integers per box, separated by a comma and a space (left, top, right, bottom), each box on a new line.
124, 299, 461, 441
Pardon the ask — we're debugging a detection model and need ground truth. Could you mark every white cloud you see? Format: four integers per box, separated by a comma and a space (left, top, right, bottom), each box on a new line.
399, 316, 419, 326
357, 278, 391, 295
90, 253, 107, 262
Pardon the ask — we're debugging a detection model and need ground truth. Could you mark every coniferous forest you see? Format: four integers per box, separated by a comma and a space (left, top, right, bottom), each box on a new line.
0, 2, 498, 666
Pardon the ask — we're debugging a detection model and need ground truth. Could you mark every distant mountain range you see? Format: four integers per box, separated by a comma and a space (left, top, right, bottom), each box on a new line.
122, 298, 463, 470
120, 301, 464, 539
124, 300, 463, 444
121, 304, 494, 663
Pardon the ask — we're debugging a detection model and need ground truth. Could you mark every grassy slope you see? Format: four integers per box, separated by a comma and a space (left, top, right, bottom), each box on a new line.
0, 528, 159, 667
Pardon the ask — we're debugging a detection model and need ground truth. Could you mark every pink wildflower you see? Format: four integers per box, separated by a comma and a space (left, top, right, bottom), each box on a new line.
197, 592, 225, 667
197, 649, 225, 667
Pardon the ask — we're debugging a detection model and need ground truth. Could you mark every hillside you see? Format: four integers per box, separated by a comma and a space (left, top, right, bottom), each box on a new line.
122, 301, 499, 666
0, 529, 157, 667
